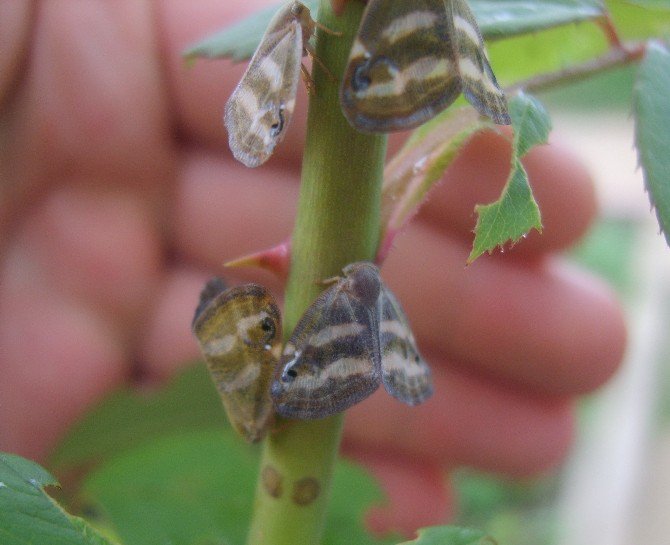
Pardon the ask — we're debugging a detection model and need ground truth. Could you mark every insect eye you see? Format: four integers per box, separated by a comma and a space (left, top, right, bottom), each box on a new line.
270, 107, 285, 137
260, 317, 275, 335
352, 64, 371, 92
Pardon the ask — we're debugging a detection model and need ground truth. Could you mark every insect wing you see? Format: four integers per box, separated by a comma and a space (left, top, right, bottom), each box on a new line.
378, 285, 433, 405
340, 0, 461, 132
224, 5, 304, 167
448, 0, 510, 125
192, 281, 282, 442
272, 264, 383, 419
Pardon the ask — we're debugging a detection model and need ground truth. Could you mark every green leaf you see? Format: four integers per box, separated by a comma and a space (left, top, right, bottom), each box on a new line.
379, 108, 489, 262
183, 0, 604, 62
510, 92, 553, 157
474, 0, 605, 39
82, 430, 387, 545
0, 453, 116, 545
469, 92, 548, 263
633, 40, 670, 247
623, 0, 670, 9
50, 363, 228, 473
396, 526, 493, 545
487, 18, 608, 86
608, 0, 670, 39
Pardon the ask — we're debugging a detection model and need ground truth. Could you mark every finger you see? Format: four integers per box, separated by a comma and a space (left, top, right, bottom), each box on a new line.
347, 451, 452, 537
172, 150, 297, 289
137, 266, 210, 381
0, 185, 165, 460
0, 0, 172, 213
0, 239, 126, 460
383, 222, 626, 395
0, 1, 34, 104
418, 130, 597, 256
344, 361, 574, 475
16, 186, 163, 334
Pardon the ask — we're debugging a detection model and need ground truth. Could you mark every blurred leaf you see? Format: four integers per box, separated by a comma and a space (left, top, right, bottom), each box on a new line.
624, 0, 670, 8
540, 64, 635, 110
378, 108, 489, 262
51, 363, 228, 473
469, 93, 548, 262
633, 40, 670, 246
82, 430, 387, 545
488, 19, 608, 86
569, 218, 638, 296
473, 0, 605, 39
607, 0, 670, 39
0, 453, 116, 545
184, 0, 604, 62
396, 526, 494, 545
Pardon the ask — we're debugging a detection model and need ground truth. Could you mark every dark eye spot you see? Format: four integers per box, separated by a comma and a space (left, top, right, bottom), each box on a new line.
286, 369, 298, 379
414, 355, 420, 363
270, 107, 285, 137
261, 317, 274, 333
351, 63, 371, 92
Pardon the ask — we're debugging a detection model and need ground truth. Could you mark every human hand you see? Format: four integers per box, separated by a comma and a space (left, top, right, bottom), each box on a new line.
0, 0, 626, 536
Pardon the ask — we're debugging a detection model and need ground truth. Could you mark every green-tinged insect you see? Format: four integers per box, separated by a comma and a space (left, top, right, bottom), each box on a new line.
192, 279, 281, 442
340, 0, 510, 132
224, 1, 318, 168
271, 262, 432, 419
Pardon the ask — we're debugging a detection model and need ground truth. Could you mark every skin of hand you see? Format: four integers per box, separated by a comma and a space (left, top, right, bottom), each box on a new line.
0, 0, 626, 537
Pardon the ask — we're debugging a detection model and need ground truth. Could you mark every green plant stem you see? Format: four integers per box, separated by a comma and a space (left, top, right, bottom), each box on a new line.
245, 2, 387, 545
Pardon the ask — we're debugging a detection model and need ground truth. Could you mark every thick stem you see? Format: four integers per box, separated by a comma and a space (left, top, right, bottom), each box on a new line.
245, 1, 387, 544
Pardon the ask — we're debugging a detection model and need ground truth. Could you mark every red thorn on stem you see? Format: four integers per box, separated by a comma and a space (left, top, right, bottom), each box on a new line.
225, 240, 292, 282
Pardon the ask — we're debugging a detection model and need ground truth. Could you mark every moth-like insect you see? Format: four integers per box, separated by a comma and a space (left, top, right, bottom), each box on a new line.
340, 0, 511, 132
192, 278, 282, 442
271, 262, 432, 419
224, 1, 319, 168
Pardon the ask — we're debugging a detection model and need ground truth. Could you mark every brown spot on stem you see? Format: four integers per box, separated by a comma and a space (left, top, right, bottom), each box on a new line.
292, 476, 320, 506
261, 465, 283, 498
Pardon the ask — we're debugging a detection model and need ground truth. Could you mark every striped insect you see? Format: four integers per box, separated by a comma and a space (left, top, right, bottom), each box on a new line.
271, 262, 432, 419
225, 1, 330, 168
192, 279, 282, 442
340, 0, 510, 132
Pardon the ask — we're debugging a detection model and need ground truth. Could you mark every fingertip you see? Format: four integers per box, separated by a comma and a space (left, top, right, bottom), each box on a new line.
545, 259, 628, 394
384, 223, 627, 396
